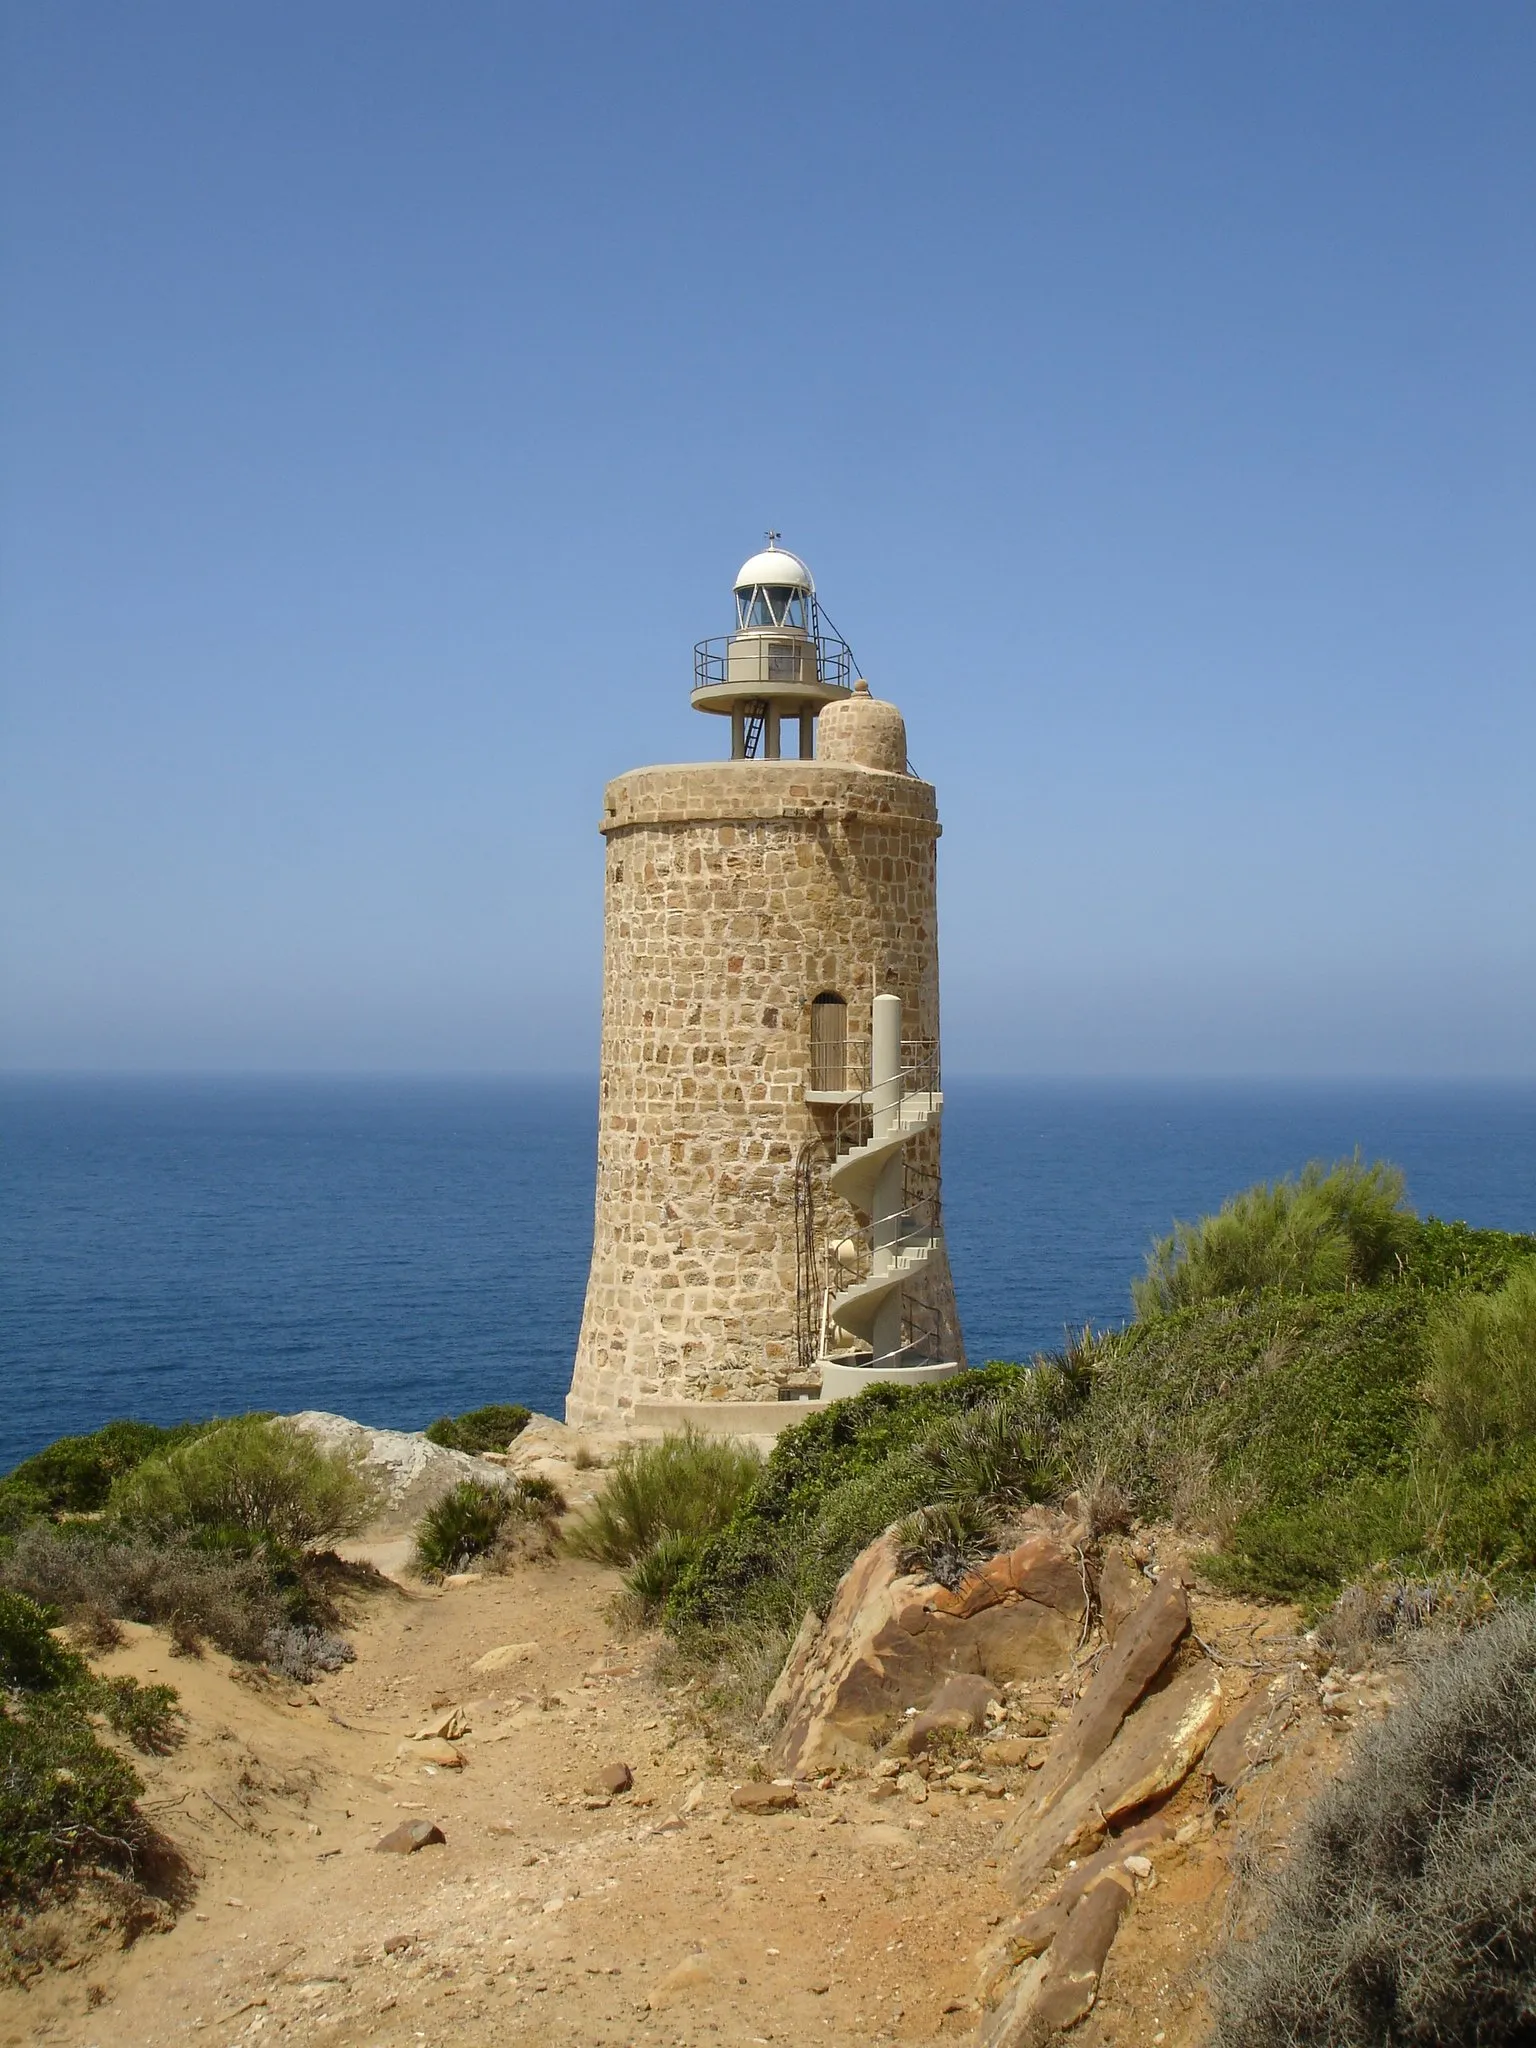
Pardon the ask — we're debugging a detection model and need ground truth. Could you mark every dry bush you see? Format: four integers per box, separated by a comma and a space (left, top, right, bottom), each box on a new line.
653, 1621, 795, 1740
1213, 1599, 1536, 2046
1313, 1569, 1495, 1672
261, 1624, 355, 1683
67, 1605, 123, 1655
0, 1523, 285, 1662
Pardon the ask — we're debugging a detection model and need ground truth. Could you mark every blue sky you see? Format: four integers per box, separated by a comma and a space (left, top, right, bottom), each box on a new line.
3, 4, 1532, 1076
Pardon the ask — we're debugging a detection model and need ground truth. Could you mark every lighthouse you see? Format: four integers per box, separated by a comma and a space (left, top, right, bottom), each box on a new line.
565, 541, 965, 1434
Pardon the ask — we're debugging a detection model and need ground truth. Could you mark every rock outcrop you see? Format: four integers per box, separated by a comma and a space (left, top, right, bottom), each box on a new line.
500, 1414, 625, 1506
285, 1412, 526, 1535
768, 1524, 1087, 1776
760, 1513, 1301, 2044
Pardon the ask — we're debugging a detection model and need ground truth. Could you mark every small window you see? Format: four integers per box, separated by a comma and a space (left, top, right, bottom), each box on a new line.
810, 992, 848, 1092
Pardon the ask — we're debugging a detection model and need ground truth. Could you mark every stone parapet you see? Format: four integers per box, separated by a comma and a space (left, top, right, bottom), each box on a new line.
599, 759, 939, 836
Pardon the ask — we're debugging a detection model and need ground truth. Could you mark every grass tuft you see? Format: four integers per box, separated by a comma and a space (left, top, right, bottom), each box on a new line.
564, 1430, 762, 1620
411, 1478, 560, 1579
1424, 1262, 1536, 1457
1133, 1155, 1416, 1318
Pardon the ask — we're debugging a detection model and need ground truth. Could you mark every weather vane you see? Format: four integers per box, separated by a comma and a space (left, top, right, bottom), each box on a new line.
765, 528, 780, 548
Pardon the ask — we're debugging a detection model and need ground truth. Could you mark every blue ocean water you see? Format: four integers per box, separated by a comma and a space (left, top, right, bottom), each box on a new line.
3, 1077, 1534, 1475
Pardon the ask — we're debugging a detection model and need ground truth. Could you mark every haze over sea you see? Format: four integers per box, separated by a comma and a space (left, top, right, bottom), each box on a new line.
4, 1078, 1534, 1475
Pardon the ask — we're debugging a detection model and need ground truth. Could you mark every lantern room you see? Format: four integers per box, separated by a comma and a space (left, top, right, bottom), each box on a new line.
691, 536, 854, 758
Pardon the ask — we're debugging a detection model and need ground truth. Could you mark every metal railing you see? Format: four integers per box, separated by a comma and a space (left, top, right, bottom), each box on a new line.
824, 1188, 944, 1295
820, 1298, 945, 1374
819, 1038, 941, 1160
692, 630, 854, 695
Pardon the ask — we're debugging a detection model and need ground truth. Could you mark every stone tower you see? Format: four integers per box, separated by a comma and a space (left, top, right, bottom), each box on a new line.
565, 543, 964, 1434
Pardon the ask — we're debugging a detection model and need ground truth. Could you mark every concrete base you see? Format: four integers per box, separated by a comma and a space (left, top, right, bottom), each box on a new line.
630, 1399, 830, 1442
627, 1363, 966, 1443
816, 1358, 963, 1401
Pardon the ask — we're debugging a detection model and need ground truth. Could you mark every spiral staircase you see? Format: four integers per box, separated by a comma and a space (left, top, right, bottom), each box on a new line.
815, 993, 962, 1399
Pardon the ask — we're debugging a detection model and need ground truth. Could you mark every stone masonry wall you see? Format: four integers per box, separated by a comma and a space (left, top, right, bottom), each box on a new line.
565, 758, 959, 1427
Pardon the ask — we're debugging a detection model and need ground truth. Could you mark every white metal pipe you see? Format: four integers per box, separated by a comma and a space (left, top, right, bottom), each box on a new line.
870, 992, 904, 1360
871, 992, 901, 1140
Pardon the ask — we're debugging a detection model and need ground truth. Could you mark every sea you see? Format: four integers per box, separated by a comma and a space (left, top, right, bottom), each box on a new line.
3, 1077, 1534, 1476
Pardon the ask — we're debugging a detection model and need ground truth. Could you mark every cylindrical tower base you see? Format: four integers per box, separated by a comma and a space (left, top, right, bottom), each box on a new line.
566, 754, 960, 1430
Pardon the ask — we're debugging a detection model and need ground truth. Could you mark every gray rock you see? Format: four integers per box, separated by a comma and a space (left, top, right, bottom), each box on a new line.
285, 1412, 521, 1537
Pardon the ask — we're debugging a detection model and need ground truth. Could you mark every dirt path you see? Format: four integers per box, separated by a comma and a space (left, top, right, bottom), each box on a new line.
3, 1556, 1016, 2048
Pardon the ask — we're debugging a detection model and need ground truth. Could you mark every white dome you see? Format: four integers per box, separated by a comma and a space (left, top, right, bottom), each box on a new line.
733, 546, 815, 593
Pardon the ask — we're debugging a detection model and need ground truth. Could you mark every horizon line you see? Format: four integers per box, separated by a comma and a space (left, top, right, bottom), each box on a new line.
3, 1069, 1535, 1088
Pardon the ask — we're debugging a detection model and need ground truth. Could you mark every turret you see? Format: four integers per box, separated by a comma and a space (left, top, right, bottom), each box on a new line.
691, 536, 854, 759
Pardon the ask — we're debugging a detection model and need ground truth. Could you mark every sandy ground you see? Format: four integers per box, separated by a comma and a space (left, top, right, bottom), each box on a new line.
1, 1544, 1370, 2048
1, 1554, 1016, 2048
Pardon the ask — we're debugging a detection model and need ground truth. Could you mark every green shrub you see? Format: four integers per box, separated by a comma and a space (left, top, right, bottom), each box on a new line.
0, 1589, 84, 1694
655, 1173, 1533, 1656
108, 1417, 379, 1548
1425, 1264, 1536, 1457
91, 1674, 182, 1754
622, 1530, 703, 1618
909, 1387, 1065, 1510
2, 1418, 228, 1520
0, 1695, 148, 1905
411, 1478, 556, 1578
414, 1480, 514, 1576
0, 1588, 182, 1907
564, 1429, 763, 1623
1213, 1599, 1536, 2046
423, 1404, 532, 1454
1395, 1216, 1536, 1295
1063, 1291, 1428, 1524
665, 1365, 1056, 1643
895, 1498, 999, 1589
1133, 1157, 1417, 1318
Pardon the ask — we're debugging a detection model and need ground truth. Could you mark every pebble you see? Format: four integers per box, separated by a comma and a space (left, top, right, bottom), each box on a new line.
731, 1782, 799, 1814
589, 1760, 634, 1796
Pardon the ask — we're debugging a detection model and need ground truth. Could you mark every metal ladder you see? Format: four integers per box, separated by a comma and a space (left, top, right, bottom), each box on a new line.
741, 701, 768, 758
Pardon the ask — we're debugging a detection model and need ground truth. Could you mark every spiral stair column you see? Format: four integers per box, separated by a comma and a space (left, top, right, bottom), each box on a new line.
869, 992, 906, 1366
